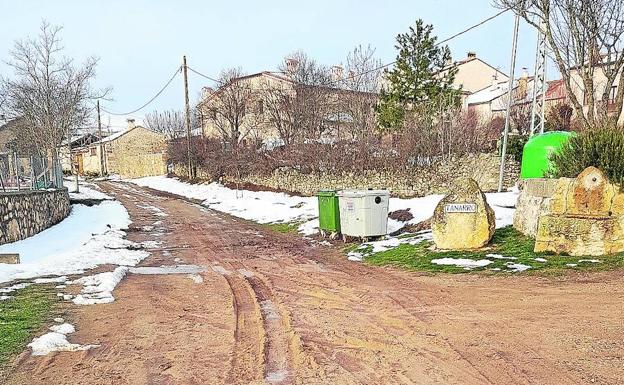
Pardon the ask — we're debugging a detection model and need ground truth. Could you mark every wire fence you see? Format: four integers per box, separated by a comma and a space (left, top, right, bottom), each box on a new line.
0, 151, 63, 192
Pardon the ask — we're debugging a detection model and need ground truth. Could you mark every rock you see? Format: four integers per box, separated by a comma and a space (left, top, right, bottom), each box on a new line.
431, 178, 495, 250
513, 178, 559, 238
534, 167, 624, 256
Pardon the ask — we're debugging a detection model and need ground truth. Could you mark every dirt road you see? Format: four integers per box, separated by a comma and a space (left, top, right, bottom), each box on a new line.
6, 181, 624, 384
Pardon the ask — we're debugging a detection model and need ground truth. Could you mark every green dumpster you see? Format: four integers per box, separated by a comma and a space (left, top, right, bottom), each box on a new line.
316, 190, 341, 234
520, 131, 574, 179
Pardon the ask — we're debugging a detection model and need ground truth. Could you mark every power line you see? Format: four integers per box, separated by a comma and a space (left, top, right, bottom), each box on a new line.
102, 65, 182, 116
186, 7, 513, 91
187, 66, 222, 84
325, 7, 512, 87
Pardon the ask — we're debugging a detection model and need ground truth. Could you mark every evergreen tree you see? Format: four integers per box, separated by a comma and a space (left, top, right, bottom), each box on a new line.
377, 19, 460, 130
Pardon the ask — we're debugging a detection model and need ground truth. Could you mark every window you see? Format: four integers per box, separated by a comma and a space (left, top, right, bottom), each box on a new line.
241, 103, 246, 117
258, 99, 264, 114
609, 86, 617, 104
90, 147, 96, 156
607, 85, 618, 112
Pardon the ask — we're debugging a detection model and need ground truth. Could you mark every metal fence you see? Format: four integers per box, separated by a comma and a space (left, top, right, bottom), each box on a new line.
0, 151, 63, 192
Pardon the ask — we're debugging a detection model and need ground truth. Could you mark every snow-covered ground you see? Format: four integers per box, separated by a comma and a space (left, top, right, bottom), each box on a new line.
132, 176, 318, 225
0, 200, 148, 284
131, 175, 518, 236
64, 178, 113, 201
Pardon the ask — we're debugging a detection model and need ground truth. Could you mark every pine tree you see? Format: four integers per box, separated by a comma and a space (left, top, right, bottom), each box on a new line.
377, 19, 460, 130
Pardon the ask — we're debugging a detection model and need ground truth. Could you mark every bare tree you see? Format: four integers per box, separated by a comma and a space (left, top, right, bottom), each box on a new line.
203, 68, 260, 148
280, 51, 333, 140
337, 45, 382, 140
145, 109, 196, 139
259, 80, 300, 146
343, 45, 383, 93
496, 0, 624, 128
0, 21, 106, 156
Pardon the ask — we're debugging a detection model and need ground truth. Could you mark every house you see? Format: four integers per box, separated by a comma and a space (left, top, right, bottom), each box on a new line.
59, 131, 108, 172
74, 119, 167, 178
466, 70, 568, 121
197, 69, 378, 145
441, 52, 509, 94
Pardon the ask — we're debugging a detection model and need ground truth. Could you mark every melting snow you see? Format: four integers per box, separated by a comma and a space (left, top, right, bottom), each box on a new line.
431, 258, 493, 269
486, 254, 517, 260
130, 176, 518, 242
28, 323, 99, 356
71, 266, 129, 305
0, 201, 148, 284
506, 263, 532, 272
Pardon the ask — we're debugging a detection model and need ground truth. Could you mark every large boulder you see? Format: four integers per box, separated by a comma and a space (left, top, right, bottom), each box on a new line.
513, 178, 559, 238
534, 167, 624, 256
431, 178, 495, 250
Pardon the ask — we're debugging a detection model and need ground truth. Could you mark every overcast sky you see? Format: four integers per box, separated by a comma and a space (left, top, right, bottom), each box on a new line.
1, 0, 548, 130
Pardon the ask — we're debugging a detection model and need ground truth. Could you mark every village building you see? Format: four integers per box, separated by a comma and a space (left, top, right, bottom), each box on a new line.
441, 52, 509, 94
198, 70, 378, 145
465, 70, 568, 122
74, 119, 168, 178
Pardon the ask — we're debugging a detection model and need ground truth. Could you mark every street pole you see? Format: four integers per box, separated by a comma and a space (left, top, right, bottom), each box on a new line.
97, 100, 105, 177
183, 55, 193, 179
498, 13, 520, 192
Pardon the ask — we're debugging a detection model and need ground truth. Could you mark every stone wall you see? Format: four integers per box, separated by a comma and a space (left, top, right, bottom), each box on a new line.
0, 188, 70, 245
218, 153, 519, 197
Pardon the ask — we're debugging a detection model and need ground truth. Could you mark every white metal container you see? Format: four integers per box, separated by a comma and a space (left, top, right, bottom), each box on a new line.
337, 189, 390, 238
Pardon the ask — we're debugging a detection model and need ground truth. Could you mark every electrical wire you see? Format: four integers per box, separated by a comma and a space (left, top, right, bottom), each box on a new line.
187, 66, 222, 84
102, 66, 182, 116
185, 7, 513, 90
324, 7, 512, 87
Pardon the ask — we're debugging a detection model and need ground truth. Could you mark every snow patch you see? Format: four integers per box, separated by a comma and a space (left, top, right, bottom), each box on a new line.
0, 201, 149, 284
486, 254, 517, 260
28, 323, 98, 356
431, 258, 493, 269
506, 263, 532, 272
71, 266, 129, 305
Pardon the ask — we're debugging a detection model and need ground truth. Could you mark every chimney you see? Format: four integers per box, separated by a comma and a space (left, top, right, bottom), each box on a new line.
467, 51, 476, 59
331, 65, 344, 81
126, 118, 136, 129
284, 57, 299, 74
518, 67, 529, 99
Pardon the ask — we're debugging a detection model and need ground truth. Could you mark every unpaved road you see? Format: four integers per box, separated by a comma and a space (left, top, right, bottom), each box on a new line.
6, 181, 624, 384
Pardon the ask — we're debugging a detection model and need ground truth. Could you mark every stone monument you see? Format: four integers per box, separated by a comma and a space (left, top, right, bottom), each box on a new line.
534, 166, 624, 256
431, 178, 496, 250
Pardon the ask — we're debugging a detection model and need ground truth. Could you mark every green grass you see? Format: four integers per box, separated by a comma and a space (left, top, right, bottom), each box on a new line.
352, 226, 624, 274
0, 285, 58, 370
264, 221, 302, 234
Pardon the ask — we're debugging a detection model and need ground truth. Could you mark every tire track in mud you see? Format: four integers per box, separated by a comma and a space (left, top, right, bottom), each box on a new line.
216, 261, 296, 385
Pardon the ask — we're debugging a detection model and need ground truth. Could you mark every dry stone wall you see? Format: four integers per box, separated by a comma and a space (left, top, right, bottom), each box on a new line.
219, 153, 519, 197
0, 188, 70, 245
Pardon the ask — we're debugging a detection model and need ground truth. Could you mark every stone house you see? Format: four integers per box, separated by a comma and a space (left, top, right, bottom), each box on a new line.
75, 120, 167, 178
197, 71, 378, 145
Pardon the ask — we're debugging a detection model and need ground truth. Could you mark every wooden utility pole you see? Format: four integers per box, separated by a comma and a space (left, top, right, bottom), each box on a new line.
97, 100, 105, 176
183, 55, 194, 179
